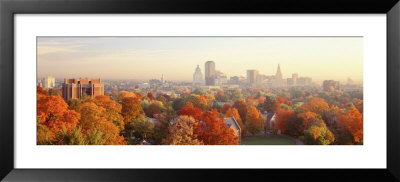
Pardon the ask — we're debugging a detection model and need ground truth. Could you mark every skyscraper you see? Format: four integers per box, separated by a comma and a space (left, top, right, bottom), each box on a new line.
292, 73, 298, 85
247, 70, 259, 84
205, 61, 216, 85
193, 65, 204, 85
43, 76, 55, 89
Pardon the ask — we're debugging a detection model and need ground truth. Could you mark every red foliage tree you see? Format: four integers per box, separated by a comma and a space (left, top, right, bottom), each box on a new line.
233, 100, 248, 123
275, 108, 294, 133
221, 103, 232, 114
178, 102, 203, 121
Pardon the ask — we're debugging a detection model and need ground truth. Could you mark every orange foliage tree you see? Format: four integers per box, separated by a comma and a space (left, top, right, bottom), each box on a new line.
299, 97, 330, 115
197, 109, 239, 145
121, 95, 144, 123
275, 108, 294, 133
338, 107, 363, 144
37, 94, 80, 134
78, 102, 126, 145
245, 106, 264, 135
89, 95, 124, 130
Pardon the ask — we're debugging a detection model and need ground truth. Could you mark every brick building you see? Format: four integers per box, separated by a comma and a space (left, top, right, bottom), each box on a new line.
62, 78, 104, 100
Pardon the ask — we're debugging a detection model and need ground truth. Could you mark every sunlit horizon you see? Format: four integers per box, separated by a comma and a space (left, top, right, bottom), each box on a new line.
37, 37, 363, 84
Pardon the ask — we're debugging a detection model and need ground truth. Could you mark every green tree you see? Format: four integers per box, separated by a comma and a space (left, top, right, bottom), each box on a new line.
130, 117, 154, 143
54, 127, 88, 145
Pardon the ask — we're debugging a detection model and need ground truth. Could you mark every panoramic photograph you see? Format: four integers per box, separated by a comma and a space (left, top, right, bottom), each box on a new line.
36, 37, 363, 145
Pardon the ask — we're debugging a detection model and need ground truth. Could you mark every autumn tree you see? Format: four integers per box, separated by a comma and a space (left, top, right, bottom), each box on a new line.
147, 92, 155, 100
67, 98, 83, 112
338, 107, 363, 144
233, 100, 248, 123
258, 95, 280, 113
162, 115, 204, 145
297, 111, 320, 131
37, 94, 80, 134
221, 103, 232, 114
299, 97, 330, 115
178, 102, 203, 121
215, 89, 228, 102
37, 86, 48, 95
275, 108, 294, 133
303, 125, 335, 145
145, 103, 162, 118
90, 95, 124, 130
187, 94, 209, 111
78, 102, 126, 145
121, 96, 144, 123
37, 118, 53, 145
152, 114, 170, 145
129, 117, 154, 143
245, 106, 264, 136
118, 91, 138, 102
192, 88, 206, 96
53, 127, 87, 145
197, 109, 239, 145
172, 97, 186, 111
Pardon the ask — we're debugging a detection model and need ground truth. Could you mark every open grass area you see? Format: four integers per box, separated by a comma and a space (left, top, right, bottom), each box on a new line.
241, 134, 296, 145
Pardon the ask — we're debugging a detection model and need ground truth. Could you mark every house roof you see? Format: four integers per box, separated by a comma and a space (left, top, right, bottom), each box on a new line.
267, 113, 275, 120
261, 111, 275, 121
224, 117, 241, 131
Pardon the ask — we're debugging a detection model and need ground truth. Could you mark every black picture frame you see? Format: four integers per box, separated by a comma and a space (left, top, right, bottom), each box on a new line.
1, 0, 399, 181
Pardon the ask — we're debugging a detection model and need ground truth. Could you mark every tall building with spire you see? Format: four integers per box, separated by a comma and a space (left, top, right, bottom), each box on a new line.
272, 64, 286, 87
275, 64, 283, 80
193, 65, 204, 85
161, 74, 164, 83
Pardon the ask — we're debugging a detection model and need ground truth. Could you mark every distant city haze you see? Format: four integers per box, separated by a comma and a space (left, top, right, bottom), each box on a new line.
37, 37, 363, 83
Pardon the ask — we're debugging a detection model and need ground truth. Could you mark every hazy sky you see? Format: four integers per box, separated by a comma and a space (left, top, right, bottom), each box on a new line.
37, 37, 363, 83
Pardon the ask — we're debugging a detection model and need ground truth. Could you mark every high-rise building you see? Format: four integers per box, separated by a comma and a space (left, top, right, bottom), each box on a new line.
193, 65, 204, 85
323, 80, 340, 91
43, 76, 55, 89
229, 76, 240, 85
161, 74, 164, 83
297, 77, 312, 86
247, 70, 259, 84
205, 61, 216, 85
287, 78, 294, 86
62, 78, 104, 101
292, 73, 298, 85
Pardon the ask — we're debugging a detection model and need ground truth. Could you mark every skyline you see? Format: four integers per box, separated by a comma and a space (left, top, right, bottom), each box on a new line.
37, 37, 363, 83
